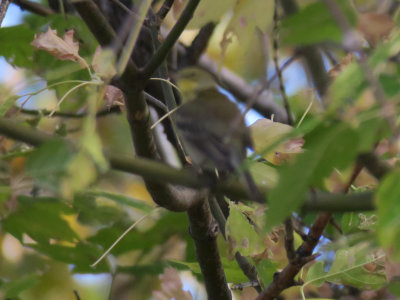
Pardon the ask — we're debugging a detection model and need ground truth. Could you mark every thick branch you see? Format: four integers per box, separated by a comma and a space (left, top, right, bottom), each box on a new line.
0, 117, 377, 212
74, 0, 196, 212
187, 199, 232, 300
73, 0, 116, 47
357, 152, 391, 180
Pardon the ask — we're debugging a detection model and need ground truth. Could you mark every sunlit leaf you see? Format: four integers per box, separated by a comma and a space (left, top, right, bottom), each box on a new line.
26, 139, 74, 191
304, 244, 386, 290
181, 0, 235, 29
226, 202, 263, 257
250, 119, 304, 165
0, 25, 34, 67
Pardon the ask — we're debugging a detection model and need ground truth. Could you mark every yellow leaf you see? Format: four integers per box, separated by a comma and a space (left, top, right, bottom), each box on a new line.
250, 119, 304, 165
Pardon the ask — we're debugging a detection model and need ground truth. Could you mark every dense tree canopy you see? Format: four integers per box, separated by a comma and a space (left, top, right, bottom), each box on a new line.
0, 0, 400, 299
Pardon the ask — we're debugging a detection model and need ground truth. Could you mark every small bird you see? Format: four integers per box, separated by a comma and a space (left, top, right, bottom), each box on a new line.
174, 88, 264, 203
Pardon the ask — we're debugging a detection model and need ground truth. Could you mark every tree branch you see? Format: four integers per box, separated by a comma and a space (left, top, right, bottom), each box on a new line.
0, 117, 377, 212
10, 0, 54, 16
156, 0, 174, 21
1, 0, 10, 25
73, 0, 117, 47
196, 53, 289, 122
18, 106, 121, 118
187, 199, 232, 300
209, 197, 262, 293
182, 22, 215, 66
140, 0, 200, 79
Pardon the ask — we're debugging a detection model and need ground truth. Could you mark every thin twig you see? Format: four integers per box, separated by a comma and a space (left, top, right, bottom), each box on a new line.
272, 0, 294, 125
73, 290, 82, 300
18, 106, 121, 118
187, 199, 231, 300
0, 0, 10, 25
156, 0, 174, 21
10, 0, 54, 16
91, 209, 158, 267
141, 0, 200, 79
109, 0, 132, 15
116, 0, 152, 76
183, 22, 215, 66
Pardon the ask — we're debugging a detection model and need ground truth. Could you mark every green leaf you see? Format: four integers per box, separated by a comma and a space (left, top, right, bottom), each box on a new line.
341, 212, 377, 234
73, 193, 129, 226
304, 244, 386, 290
220, 258, 248, 283
255, 259, 277, 287
226, 202, 263, 257
379, 74, 400, 97
281, 0, 356, 46
0, 274, 40, 297
0, 25, 34, 67
61, 151, 97, 199
388, 281, 400, 296
0, 185, 12, 204
376, 169, 400, 259
328, 62, 365, 112
88, 212, 188, 256
26, 139, 74, 191
29, 242, 109, 273
2, 195, 78, 243
170, 258, 248, 283
355, 117, 390, 153
329, 31, 400, 110
266, 123, 359, 230
305, 261, 326, 287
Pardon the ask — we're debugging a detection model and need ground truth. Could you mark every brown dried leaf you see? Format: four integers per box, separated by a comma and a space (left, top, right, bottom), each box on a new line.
152, 268, 193, 300
328, 53, 355, 78
358, 13, 395, 46
31, 27, 88, 69
104, 85, 125, 109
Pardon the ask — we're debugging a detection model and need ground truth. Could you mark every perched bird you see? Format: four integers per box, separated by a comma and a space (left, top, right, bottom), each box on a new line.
174, 88, 264, 203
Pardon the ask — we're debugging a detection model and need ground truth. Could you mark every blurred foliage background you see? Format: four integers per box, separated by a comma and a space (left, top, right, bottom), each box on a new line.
1, 0, 400, 299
